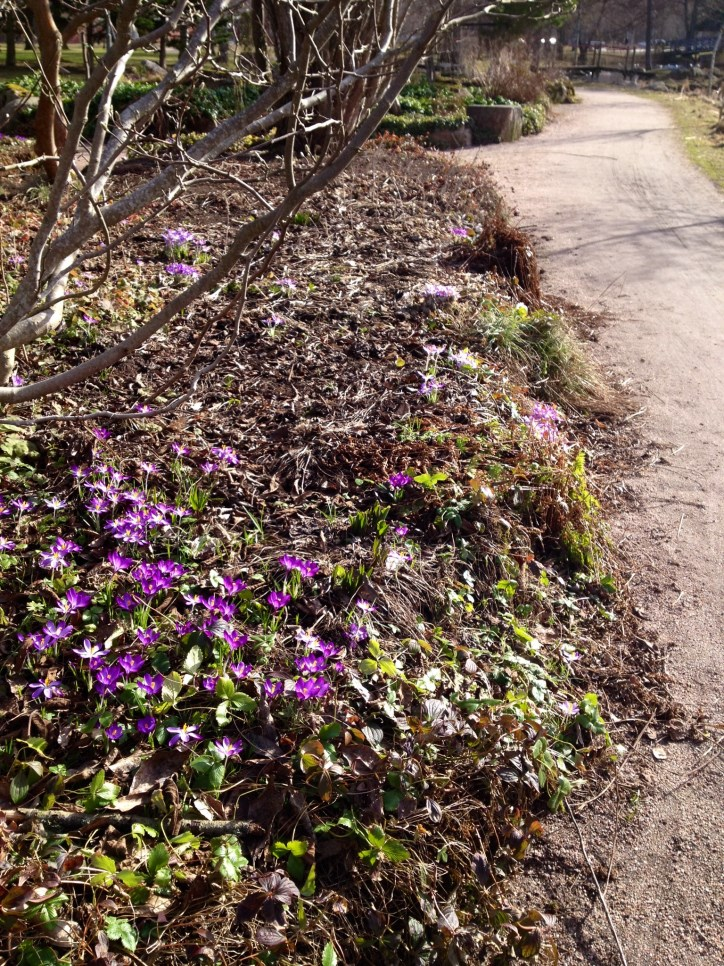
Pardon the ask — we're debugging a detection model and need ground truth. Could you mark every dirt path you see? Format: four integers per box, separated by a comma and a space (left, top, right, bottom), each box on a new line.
466, 87, 724, 964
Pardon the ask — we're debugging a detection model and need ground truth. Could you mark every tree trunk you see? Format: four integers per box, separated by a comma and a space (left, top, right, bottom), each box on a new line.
159, 32, 167, 68
178, 23, 188, 54
251, 0, 268, 73
645, 0, 653, 71
709, 26, 723, 97
27, 0, 66, 181
5, 11, 17, 69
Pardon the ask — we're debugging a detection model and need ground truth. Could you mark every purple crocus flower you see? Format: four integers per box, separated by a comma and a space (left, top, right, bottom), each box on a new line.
38, 548, 69, 570
274, 277, 297, 291
165, 262, 201, 277
395, 525, 409, 536
355, 599, 376, 614
42, 621, 73, 643
558, 701, 580, 717
73, 638, 109, 661
311, 639, 340, 660
139, 461, 158, 475
450, 226, 469, 237
422, 282, 459, 300
57, 588, 92, 615
136, 627, 160, 648
25, 631, 51, 652
279, 555, 319, 579
91, 427, 111, 441
221, 628, 248, 651
419, 375, 443, 396
86, 497, 109, 515
137, 673, 164, 696
171, 443, 189, 457
388, 472, 412, 488
11, 497, 34, 513
295, 654, 327, 675
221, 576, 247, 595
263, 679, 283, 701
201, 675, 219, 691
53, 537, 81, 554
94, 665, 122, 695
167, 723, 202, 746
299, 560, 320, 579
105, 723, 123, 741
524, 402, 563, 443
213, 736, 244, 758
229, 661, 253, 680
294, 676, 330, 700
279, 554, 303, 572
44, 496, 68, 511
108, 550, 134, 571
118, 653, 145, 674
346, 623, 369, 645
29, 676, 64, 700
116, 593, 139, 611
210, 445, 239, 466
0, 537, 17, 551
267, 591, 291, 611
199, 461, 217, 475
137, 716, 157, 734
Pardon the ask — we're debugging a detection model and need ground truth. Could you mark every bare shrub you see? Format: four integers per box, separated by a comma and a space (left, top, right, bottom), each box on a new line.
479, 45, 549, 104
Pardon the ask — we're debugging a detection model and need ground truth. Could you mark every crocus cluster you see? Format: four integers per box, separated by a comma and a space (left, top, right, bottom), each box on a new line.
163, 228, 208, 251
423, 282, 460, 301
524, 402, 563, 443
279, 554, 320, 579
165, 262, 201, 277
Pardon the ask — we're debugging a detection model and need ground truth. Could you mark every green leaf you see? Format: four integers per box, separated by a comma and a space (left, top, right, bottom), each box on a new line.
105, 916, 138, 953
161, 673, 183, 703
381, 837, 410, 863
183, 645, 204, 673
116, 871, 145, 888
359, 659, 378, 676
230, 692, 257, 713
378, 659, 398, 678
322, 942, 338, 966
16, 944, 59, 966
89, 769, 105, 797
286, 839, 308, 857
366, 825, 386, 848
92, 854, 117, 873
211, 835, 248, 883
216, 676, 236, 700
368, 639, 382, 659
215, 700, 230, 726
10, 770, 30, 804
147, 843, 169, 877
300, 861, 317, 897
318, 722, 341, 743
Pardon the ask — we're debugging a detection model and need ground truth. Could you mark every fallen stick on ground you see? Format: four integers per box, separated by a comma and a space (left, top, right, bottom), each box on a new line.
566, 800, 629, 966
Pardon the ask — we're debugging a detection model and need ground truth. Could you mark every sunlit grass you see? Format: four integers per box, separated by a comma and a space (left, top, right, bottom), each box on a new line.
644, 89, 724, 191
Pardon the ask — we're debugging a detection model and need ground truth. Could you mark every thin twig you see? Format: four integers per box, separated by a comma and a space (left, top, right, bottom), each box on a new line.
565, 800, 629, 966
574, 710, 656, 813
663, 735, 724, 798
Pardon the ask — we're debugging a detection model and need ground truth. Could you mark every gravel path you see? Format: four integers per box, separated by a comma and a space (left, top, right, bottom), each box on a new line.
465, 86, 724, 964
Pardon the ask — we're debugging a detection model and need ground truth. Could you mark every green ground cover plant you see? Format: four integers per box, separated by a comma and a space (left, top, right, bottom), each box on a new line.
0, 135, 629, 965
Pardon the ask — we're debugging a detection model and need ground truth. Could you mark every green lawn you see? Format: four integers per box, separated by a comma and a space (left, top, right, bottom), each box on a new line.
645, 89, 724, 192
0, 43, 179, 84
